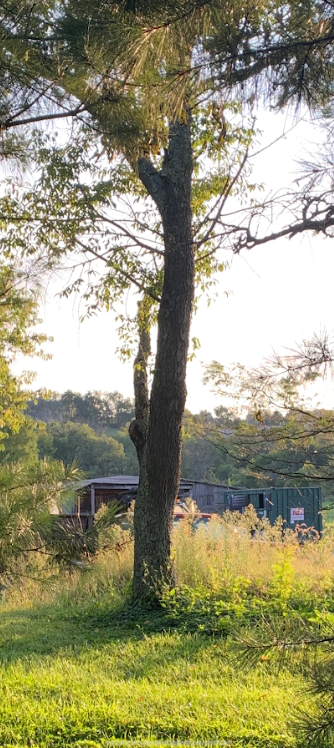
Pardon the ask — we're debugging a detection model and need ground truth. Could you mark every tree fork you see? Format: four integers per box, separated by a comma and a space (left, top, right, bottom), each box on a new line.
133, 114, 194, 599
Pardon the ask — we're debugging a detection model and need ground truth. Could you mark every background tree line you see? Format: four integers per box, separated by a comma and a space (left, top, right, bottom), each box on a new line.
0, 389, 328, 503
27, 390, 135, 430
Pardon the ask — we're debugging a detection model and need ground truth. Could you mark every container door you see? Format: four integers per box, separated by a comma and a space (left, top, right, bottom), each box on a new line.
228, 494, 250, 513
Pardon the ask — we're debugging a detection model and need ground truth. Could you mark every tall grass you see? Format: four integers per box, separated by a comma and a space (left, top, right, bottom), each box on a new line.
3, 506, 334, 629
173, 508, 334, 594
0, 509, 333, 746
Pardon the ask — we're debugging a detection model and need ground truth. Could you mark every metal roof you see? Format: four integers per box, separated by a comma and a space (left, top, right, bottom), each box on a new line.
85, 475, 139, 487
75, 475, 139, 490
78, 475, 194, 490
77, 475, 232, 490
187, 479, 235, 489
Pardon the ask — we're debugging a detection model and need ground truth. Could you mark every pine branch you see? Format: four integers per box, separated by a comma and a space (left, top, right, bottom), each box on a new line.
2, 102, 87, 129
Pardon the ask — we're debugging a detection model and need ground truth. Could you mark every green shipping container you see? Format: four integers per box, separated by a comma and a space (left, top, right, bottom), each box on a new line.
222, 486, 322, 535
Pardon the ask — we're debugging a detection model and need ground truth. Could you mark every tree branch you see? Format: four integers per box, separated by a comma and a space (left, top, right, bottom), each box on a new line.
1, 103, 87, 129
234, 205, 334, 252
196, 147, 250, 250
75, 239, 161, 303
94, 212, 164, 256
137, 156, 167, 217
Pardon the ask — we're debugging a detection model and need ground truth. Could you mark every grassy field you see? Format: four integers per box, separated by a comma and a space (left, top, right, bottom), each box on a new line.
323, 499, 334, 526
0, 510, 333, 748
0, 598, 308, 748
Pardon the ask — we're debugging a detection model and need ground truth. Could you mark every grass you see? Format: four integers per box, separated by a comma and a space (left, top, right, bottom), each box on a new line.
0, 509, 333, 748
323, 499, 334, 526
0, 599, 306, 748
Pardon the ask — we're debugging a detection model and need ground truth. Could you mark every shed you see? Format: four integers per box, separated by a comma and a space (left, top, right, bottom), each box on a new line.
60, 475, 233, 527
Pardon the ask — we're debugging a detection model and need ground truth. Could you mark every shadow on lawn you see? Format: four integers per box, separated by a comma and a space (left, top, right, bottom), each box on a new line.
0, 598, 224, 668
74, 595, 235, 637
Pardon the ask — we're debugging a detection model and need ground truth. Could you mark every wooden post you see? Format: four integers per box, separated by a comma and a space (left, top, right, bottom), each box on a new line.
91, 485, 96, 517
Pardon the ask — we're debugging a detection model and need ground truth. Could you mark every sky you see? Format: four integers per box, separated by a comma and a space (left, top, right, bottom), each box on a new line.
20, 107, 334, 414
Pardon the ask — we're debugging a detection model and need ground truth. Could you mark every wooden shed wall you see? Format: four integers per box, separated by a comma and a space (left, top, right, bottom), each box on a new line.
190, 483, 227, 511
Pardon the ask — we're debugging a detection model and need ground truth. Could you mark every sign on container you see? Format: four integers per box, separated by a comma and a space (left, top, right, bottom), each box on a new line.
290, 507, 305, 524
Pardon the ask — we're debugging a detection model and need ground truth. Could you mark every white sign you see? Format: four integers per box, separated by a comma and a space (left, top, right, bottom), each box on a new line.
290, 507, 305, 524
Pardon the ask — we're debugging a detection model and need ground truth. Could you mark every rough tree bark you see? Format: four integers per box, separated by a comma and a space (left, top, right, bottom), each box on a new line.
129, 114, 194, 599
129, 306, 151, 467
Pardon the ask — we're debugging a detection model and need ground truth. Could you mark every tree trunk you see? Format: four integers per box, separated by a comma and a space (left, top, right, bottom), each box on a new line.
130, 115, 194, 599
129, 302, 151, 465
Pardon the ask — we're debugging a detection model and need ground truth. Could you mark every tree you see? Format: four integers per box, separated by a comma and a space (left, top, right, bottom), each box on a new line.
238, 594, 334, 747
37, 421, 126, 476
0, 458, 123, 578
8, 0, 334, 597
0, 260, 48, 447
202, 0, 334, 255
182, 412, 219, 482
0, 422, 39, 468
0, 0, 269, 597
27, 390, 135, 429
203, 333, 334, 496
209, 0, 334, 110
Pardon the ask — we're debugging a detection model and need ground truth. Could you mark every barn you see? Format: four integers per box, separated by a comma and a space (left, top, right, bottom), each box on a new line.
58, 475, 322, 533
60, 475, 233, 527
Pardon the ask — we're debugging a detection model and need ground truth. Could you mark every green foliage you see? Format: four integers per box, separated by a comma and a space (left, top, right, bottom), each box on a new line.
0, 460, 84, 575
0, 456, 126, 582
0, 262, 48, 445
0, 0, 264, 365
0, 102, 260, 361
23, 390, 334, 494
210, 0, 334, 110
111, 425, 139, 474
163, 512, 330, 635
37, 421, 126, 476
27, 390, 135, 429
48, 501, 124, 568
0, 421, 39, 468
202, 337, 334, 495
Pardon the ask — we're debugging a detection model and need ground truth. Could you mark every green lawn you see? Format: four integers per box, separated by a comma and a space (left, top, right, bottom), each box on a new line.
0, 596, 307, 748
323, 500, 334, 526
1, 516, 331, 748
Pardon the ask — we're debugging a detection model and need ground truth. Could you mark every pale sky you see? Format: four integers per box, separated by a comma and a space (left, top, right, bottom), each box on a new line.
20, 107, 334, 414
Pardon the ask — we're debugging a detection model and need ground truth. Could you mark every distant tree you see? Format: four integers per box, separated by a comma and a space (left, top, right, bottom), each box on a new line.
107, 392, 135, 429
0, 423, 39, 468
28, 390, 135, 430
181, 411, 218, 482
27, 393, 63, 424
113, 425, 139, 475
181, 409, 254, 486
37, 421, 127, 476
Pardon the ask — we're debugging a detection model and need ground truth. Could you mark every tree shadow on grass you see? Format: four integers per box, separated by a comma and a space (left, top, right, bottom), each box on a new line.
0, 597, 226, 673
72, 594, 237, 639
